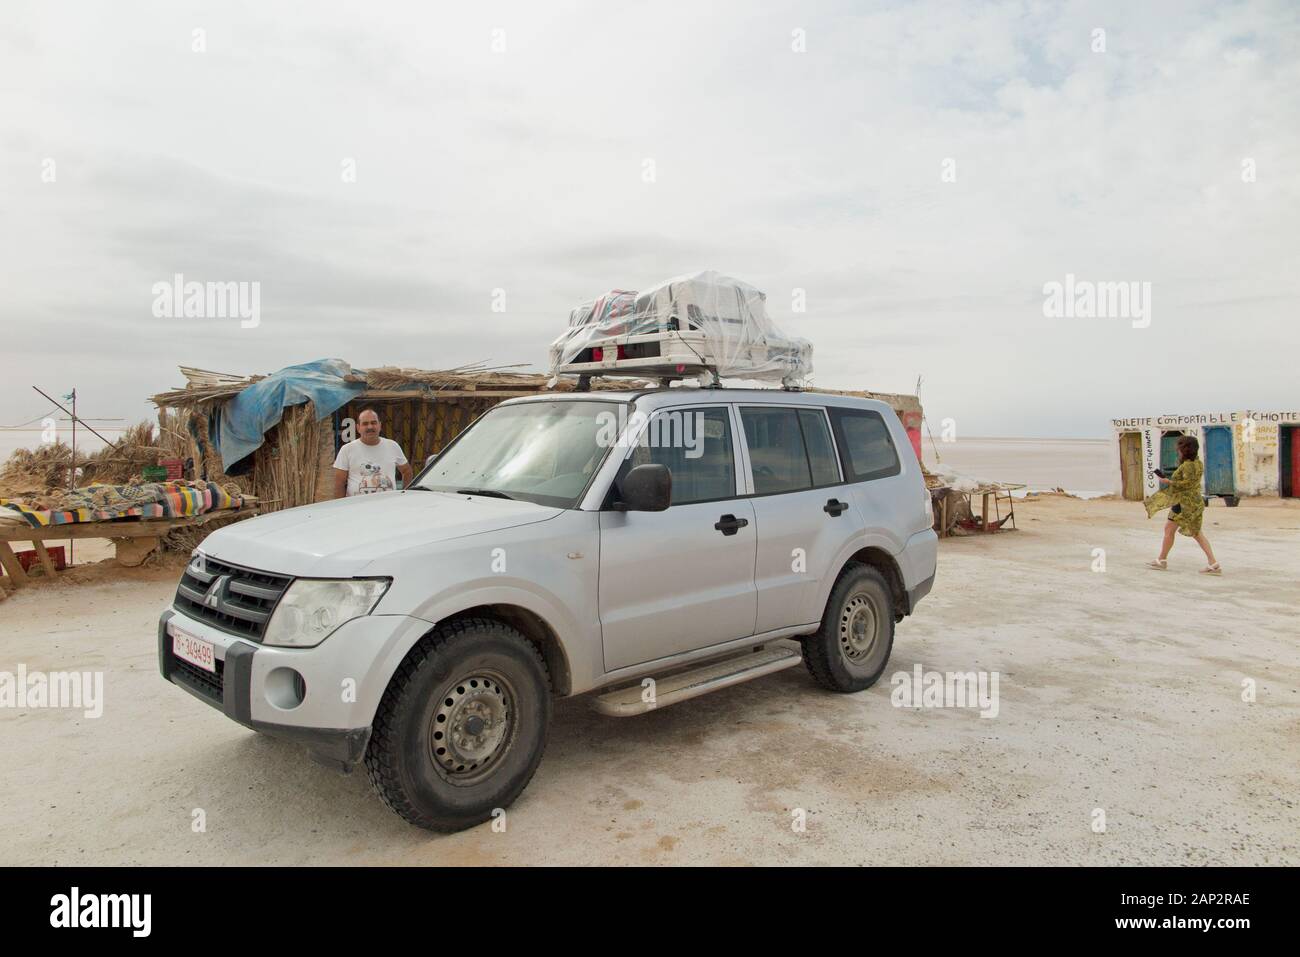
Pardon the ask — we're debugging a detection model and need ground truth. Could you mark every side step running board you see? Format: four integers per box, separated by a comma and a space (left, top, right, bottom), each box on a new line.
590, 644, 802, 717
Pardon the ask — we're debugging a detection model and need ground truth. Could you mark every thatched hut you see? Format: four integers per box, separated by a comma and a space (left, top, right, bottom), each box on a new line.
150, 362, 923, 514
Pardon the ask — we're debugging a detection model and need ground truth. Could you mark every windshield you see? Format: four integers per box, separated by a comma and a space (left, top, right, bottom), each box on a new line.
414, 400, 622, 508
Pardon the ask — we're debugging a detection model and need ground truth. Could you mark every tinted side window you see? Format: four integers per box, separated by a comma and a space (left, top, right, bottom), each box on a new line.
799, 409, 841, 486
621, 406, 735, 505
741, 407, 812, 494
828, 408, 900, 482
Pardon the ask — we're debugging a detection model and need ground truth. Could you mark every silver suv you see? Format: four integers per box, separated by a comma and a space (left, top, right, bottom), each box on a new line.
158, 388, 937, 831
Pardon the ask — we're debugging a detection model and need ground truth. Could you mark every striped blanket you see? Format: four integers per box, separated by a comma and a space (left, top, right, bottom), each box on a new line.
0, 481, 245, 529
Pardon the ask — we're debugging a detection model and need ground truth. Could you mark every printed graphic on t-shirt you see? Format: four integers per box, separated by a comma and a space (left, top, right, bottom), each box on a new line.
356, 460, 394, 494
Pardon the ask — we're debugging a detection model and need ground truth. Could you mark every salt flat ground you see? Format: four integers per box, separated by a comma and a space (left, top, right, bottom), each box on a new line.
1, 496, 1296, 865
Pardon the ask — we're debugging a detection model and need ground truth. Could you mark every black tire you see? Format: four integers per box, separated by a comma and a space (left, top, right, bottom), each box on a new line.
803, 563, 895, 693
364, 617, 551, 832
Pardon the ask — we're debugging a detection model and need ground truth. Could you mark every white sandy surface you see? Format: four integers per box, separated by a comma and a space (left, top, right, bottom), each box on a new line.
1, 496, 1296, 865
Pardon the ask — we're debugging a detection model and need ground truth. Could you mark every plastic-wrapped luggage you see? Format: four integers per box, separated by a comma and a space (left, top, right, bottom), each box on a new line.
548, 271, 813, 387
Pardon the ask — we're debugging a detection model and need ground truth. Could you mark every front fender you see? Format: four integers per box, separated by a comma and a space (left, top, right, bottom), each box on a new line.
364, 509, 602, 697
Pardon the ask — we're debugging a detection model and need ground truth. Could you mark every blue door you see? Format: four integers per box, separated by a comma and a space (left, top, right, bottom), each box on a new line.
1204, 426, 1234, 495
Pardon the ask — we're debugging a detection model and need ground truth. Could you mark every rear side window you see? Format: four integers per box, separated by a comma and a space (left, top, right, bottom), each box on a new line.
739, 406, 842, 493
828, 408, 900, 482
799, 410, 841, 486
740, 407, 811, 494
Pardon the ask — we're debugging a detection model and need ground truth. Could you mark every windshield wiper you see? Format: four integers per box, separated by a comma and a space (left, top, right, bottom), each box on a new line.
454, 488, 516, 500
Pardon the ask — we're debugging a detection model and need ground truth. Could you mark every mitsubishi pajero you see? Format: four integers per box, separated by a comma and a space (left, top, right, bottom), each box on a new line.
159, 387, 937, 831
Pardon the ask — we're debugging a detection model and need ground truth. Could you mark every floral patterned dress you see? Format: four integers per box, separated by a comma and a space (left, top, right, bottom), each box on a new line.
1144, 458, 1204, 536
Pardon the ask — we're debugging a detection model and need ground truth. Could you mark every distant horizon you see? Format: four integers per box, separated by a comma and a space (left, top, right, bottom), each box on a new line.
3, 379, 1128, 452
0, 427, 1118, 458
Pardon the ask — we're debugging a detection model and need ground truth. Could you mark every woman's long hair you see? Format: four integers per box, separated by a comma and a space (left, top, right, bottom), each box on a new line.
1177, 435, 1200, 462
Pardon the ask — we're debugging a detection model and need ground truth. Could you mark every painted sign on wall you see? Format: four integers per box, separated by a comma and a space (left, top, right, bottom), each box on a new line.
1111, 411, 1300, 498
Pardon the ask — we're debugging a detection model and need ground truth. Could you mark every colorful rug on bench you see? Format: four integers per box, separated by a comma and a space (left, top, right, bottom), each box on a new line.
0, 481, 246, 528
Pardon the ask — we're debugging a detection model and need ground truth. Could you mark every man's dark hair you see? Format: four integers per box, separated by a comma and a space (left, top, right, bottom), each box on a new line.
1177, 435, 1199, 462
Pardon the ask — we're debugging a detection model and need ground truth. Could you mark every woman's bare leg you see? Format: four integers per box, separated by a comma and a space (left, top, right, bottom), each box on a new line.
1158, 520, 1177, 560
1194, 533, 1218, 566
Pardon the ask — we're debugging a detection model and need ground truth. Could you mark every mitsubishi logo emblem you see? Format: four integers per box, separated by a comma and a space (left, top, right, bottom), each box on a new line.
204, 575, 230, 608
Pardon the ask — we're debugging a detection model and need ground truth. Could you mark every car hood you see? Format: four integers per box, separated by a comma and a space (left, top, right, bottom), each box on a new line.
198, 490, 561, 577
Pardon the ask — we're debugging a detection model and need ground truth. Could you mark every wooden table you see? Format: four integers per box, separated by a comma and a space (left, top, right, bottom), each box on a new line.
968, 484, 1024, 534
0, 507, 257, 588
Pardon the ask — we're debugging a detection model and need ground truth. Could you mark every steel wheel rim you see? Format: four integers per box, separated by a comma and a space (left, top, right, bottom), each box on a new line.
839, 594, 878, 663
430, 671, 515, 785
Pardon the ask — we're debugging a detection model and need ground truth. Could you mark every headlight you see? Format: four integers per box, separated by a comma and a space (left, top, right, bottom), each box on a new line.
262, 578, 390, 648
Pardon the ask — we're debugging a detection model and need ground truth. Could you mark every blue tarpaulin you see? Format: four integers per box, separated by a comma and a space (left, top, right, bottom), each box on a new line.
212, 359, 367, 470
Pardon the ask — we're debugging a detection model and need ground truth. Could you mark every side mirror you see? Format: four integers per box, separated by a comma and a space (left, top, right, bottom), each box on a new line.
425, 454, 437, 468
617, 464, 671, 511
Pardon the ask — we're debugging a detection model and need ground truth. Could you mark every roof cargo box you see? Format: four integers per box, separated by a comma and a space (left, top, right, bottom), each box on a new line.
549, 271, 813, 387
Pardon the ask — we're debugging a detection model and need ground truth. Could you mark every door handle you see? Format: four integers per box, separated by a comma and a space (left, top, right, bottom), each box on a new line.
824, 498, 849, 517
714, 514, 749, 536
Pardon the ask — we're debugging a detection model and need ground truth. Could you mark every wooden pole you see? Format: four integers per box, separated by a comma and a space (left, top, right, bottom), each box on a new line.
69, 388, 75, 565
70, 388, 76, 491
32, 386, 115, 445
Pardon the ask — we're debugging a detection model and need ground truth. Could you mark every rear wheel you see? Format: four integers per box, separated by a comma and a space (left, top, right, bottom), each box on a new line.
803, 563, 895, 693
364, 618, 551, 832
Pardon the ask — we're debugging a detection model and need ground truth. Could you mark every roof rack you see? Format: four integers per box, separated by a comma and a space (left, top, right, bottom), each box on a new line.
549, 272, 812, 389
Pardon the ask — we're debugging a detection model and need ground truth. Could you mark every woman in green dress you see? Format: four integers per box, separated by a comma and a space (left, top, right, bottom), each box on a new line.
1145, 435, 1221, 574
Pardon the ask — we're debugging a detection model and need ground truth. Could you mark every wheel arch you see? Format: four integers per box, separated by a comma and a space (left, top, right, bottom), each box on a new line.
439, 604, 573, 697
839, 547, 907, 621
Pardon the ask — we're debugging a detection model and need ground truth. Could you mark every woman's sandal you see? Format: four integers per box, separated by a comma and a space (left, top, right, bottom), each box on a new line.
1146, 559, 1168, 570
1199, 562, 1222, 575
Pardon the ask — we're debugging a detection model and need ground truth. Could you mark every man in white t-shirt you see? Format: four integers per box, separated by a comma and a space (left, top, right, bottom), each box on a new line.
332, 408, 413, 497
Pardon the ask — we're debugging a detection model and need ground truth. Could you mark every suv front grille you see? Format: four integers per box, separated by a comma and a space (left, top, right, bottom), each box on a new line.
173, 555, 291, 642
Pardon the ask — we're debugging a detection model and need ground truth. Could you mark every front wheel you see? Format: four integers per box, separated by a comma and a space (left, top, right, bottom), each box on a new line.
364, 618, 551, 832
803, 563, 895, 693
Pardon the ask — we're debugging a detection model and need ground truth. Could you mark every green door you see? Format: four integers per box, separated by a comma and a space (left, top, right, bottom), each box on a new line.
1159, 432, 1183, 474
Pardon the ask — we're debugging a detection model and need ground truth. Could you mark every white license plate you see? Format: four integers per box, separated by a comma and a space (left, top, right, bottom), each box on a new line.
171, 626, 216, 673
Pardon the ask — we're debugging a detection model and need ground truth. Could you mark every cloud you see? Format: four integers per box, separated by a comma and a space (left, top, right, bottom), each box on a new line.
0, 0, 1297, 439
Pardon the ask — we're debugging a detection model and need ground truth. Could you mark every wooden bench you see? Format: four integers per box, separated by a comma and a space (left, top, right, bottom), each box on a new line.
0, 507, 257, 588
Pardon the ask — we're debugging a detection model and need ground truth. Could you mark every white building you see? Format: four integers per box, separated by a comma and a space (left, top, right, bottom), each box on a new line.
1110, 411, 1300, 502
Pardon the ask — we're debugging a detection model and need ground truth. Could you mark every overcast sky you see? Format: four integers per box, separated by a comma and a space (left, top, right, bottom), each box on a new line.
2, 0, 1297, 441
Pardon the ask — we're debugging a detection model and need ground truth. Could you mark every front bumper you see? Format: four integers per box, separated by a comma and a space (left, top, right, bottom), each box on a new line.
157, 606, 432, 770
